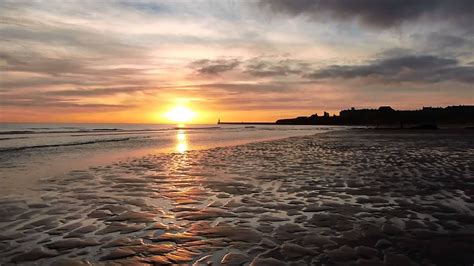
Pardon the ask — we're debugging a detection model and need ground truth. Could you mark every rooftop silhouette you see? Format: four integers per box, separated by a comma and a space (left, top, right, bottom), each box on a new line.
276, 105, 474, 128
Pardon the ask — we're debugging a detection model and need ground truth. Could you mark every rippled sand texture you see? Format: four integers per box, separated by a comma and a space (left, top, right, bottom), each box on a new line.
1, 130, 473, 265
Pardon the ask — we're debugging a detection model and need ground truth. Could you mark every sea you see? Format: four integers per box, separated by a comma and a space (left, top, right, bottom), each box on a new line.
0, 123, 343, 196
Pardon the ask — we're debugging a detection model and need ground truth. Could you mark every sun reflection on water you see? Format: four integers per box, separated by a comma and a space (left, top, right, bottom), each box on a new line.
176, 130, 187, 153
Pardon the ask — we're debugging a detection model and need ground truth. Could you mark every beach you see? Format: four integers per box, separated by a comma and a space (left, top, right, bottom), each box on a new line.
0, 124, 331, 196
1, 129, 473, 265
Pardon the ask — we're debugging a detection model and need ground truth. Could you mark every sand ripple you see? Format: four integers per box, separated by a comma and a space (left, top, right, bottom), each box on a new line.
1, 130, 473, 265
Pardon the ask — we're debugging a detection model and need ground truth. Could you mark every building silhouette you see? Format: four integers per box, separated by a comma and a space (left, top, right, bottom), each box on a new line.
275, 105, 474, 127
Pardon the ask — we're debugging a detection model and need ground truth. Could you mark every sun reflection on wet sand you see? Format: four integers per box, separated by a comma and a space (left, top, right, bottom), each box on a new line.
176, 130, 188, 153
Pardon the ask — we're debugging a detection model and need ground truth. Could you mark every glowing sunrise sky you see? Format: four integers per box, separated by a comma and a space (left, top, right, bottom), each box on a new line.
1, 0, 473, 123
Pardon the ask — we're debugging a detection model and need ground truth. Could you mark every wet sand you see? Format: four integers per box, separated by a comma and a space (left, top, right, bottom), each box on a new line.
1, 129, 473, 265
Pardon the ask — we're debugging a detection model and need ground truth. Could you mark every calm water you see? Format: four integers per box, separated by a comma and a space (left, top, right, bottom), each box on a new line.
0, 123, 344, 195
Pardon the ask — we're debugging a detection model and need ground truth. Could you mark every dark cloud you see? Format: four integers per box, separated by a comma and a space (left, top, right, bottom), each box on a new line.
189, 59, 240, 75
411, 33, 474, 57
189, 57, 310, 77
244, 58, 309, 77
428, 34, 471, 49
259, 0, 474, 29
188, 54, 474, 84
305, 55, 474, 83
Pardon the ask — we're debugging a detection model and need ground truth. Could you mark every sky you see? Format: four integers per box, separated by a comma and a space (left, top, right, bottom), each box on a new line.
1, 0, 473, 123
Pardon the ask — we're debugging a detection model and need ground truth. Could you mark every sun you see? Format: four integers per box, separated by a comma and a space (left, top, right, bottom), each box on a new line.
164, 105, 196, 123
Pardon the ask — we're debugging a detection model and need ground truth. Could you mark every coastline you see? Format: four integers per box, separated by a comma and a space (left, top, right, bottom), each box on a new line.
1, 129, 473, 265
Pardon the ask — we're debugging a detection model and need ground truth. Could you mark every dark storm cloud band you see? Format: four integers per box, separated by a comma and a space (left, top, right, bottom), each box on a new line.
305, 55, 474, 83
189, 59, 240, 75
259, 0, 474, 29
190, 55, 474, 84
244, 58, 309, 77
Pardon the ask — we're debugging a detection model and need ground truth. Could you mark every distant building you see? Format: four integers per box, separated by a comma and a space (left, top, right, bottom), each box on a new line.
423, 107, 443, 111
276, 105, 474, 126
378, 106, 395, 112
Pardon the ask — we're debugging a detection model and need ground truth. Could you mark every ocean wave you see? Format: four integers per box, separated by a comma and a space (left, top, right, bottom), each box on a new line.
0, 136, 29, 141
172, 126, 220, 130
0, 126, 225, 136
0, 129, 127, 135
0, 130, 35, 135
0, 137, 134, 152
92, 128, 119, 131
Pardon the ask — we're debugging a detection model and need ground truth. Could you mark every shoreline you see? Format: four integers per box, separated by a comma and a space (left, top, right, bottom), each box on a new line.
0, 125, 336, 197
